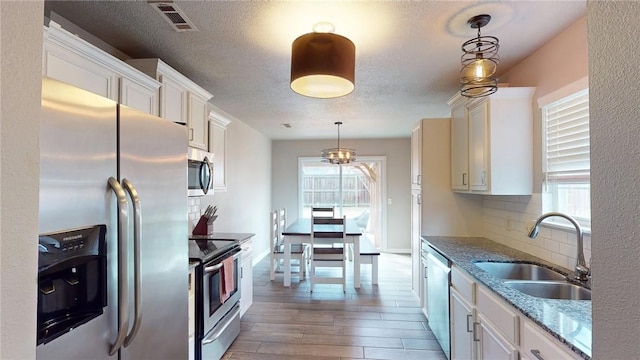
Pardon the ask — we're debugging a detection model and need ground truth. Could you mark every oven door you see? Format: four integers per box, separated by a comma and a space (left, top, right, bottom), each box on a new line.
201, 250, 241, 333
187, 148, 213, 197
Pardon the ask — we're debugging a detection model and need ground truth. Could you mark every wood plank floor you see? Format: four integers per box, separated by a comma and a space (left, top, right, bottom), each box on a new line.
223, 253, 446, 360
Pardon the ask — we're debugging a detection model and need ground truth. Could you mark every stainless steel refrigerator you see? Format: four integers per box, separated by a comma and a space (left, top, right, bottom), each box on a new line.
37, 78, 188, 360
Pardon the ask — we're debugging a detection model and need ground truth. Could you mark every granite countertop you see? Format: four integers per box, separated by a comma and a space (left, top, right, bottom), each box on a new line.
423, 236, 591, 359
190, 232, 255, 244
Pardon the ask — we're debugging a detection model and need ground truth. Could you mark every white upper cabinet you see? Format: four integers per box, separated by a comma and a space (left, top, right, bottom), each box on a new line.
209, 110, 231, 192
449, 87, 535, 195
449, 96, 469, 191
126, 58, 213, 150
43, 22, 159, 114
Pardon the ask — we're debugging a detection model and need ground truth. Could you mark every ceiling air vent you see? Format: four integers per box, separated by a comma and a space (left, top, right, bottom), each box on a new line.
148, 1, 198, 32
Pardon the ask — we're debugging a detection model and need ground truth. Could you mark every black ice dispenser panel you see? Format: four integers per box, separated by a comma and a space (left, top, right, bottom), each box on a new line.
37, 225, 107, 345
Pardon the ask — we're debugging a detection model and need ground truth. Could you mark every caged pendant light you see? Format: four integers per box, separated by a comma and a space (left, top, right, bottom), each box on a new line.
460, 14, 500, 98
290, 23, 356, 99
321, 122, 356, 165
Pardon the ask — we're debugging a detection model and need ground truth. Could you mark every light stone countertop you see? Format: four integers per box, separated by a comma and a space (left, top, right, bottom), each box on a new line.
423, 236, 591, 359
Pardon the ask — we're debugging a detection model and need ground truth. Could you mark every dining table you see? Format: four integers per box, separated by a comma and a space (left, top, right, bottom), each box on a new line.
282, 218, 363, 288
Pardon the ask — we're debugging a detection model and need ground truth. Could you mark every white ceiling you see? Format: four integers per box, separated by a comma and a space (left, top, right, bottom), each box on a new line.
44, 1, 586, 140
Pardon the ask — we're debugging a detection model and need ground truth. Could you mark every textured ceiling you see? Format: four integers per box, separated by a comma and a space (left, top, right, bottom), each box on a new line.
44, 1, 585, 140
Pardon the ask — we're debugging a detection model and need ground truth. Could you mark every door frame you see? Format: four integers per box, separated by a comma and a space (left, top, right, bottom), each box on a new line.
297, 156, 388, 251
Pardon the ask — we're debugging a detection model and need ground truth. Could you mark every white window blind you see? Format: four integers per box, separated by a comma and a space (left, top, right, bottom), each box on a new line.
544, 89, 590, 183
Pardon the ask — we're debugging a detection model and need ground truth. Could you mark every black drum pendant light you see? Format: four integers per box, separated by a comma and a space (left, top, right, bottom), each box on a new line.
460, 14, 500, 98
290, 23, 355, 99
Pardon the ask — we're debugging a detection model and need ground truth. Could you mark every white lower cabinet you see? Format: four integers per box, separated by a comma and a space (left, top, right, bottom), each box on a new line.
450, 265, 579, 360
521, 321, 581, 360
451, 289, 475, 360
477, 313, 519, 360
239, 238, 253, 317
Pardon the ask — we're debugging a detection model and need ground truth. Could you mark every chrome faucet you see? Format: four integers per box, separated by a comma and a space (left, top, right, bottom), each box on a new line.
527, 212, 590, 282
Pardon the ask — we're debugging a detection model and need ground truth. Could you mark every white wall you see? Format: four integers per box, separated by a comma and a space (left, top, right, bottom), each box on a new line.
477, 16, 590, 271
588, 2, 640, 358
272, 138, 411, 252
200, 116, 272, 259
0, 1, 43, 358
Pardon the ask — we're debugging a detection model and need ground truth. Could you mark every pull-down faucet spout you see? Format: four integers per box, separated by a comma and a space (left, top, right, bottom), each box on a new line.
528, 212, 589, 282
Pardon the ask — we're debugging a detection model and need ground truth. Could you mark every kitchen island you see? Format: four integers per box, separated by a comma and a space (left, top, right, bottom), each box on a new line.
423, 236, 591, 359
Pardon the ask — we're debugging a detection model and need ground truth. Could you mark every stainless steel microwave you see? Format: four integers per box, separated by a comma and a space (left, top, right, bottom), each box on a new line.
187, 148, 214, 197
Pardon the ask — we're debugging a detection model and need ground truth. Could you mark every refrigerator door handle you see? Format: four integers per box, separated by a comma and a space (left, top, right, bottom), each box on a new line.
107, 177, 130, 356
122, 178, 142, 348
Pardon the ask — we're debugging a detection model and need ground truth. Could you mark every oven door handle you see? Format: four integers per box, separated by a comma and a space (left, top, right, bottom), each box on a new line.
122, 178, 142, 348
202, 304, 240, 345
204, 250, 241, 273
204, 263, 223, 273
108, 177, 130, 356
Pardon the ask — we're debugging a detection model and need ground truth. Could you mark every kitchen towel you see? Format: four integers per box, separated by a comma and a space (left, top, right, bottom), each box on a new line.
220, 256, 235, 304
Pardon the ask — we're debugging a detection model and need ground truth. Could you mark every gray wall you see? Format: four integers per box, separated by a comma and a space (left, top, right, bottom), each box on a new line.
201, 117, 272, 259
0, 1, 43, 357
589, 2, 640, 358
272, 138, 411, 252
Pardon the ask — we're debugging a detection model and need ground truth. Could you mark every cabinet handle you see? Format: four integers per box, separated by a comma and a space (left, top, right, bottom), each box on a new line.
472, 322, 480, 342
417, 194, 422, 205
481, 171, 486, 185
424, 267, 428, 278
462, 173, 467, 186
530, 350, 545, 360
189, 128, 194, 141
466, 314, 473, 333
417, 174, 421, 185
241, 266, 244, 279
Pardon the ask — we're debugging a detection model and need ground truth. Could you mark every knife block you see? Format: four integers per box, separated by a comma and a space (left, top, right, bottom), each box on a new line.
192, 215, 209, 236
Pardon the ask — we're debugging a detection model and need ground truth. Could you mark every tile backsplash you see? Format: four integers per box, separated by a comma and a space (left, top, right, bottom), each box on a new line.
188, 197, 202, 234
482, 194, 591, 272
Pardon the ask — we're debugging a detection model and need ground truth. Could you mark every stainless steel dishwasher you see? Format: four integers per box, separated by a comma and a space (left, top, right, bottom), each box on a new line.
427, 245, 451, 360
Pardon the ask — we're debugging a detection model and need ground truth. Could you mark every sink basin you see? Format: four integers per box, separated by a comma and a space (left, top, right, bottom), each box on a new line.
505, 280, 591, 300
474, 261, 566, 281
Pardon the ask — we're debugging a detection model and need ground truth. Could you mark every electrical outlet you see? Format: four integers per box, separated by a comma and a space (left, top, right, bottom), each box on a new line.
505, 216, 512, 231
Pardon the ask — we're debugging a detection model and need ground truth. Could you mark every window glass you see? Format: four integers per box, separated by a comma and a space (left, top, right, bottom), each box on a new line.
543, 88, 590, 228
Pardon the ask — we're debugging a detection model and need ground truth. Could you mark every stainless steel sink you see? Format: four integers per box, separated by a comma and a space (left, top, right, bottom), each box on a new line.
505, 280, 592, 300
474, 261, 566, 281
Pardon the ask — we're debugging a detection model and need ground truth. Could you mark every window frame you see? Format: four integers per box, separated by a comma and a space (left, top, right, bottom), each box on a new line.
541, 87, 591, 231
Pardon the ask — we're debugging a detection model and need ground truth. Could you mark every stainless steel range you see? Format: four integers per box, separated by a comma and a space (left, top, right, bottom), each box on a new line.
189, 237, 241, 360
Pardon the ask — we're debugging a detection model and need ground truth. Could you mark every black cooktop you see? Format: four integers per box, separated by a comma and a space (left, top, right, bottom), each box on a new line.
188, 237, 239, 264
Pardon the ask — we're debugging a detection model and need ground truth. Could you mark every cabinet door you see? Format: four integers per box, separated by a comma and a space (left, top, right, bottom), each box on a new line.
468, 102, 489, 191
210, 118, 228, 191
411, 124, 422, 189
240, 255, 253, 317
411, 190, 422, 296
44, 42, 116, 100
451, 103, 469, 190
119, 77, 158, 115
187, 92, 209, 150
421, 255, 428, 317
159, 75, 187, 124
478, 313, 519, 360
451, 289, 475, 360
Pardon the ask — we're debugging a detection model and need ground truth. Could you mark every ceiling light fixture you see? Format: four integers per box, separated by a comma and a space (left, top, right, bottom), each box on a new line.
321, 122, 356, 165
290, 23, 355, 99
460, 14, 500, 98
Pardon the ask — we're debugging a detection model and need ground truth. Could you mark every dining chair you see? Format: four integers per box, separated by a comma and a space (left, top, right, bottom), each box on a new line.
309, 215, 347, 292
311, 207, 335, 218
269, 210, 308, 281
